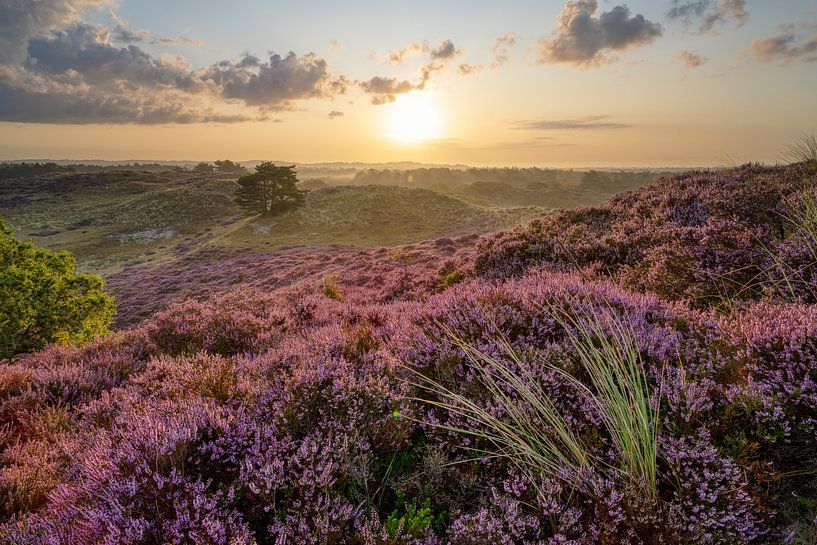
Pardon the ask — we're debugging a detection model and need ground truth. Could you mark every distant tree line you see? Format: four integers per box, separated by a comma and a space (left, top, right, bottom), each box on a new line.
192, 160, 247, 174
351, 167, 670, 191
0, 162, 76, 180
0, 162, 192, 180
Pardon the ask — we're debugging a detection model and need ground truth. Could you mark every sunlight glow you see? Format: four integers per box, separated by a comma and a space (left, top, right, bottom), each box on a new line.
385, 92, 442, 145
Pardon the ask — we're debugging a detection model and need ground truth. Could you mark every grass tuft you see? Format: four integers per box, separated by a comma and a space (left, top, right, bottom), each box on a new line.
784, 132, 817, 171
405, 302, 662, 501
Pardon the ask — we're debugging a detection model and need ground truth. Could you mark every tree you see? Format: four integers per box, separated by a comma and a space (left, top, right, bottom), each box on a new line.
192, 162, 215, 173
214, 159, 246, 174
0, 218, 115, 360
235, 163, 307, 216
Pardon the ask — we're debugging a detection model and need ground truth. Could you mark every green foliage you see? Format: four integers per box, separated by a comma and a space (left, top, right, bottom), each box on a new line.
440, 268, 465, 290
235, 162, 307, 216
0, 218, 115, 359
384, 493, 443, 539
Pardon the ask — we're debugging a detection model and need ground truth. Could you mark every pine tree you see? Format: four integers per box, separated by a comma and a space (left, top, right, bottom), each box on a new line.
235, 162, 307, 216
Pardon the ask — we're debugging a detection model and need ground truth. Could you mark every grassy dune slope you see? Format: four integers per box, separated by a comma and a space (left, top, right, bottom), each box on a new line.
0, 172, 540, 275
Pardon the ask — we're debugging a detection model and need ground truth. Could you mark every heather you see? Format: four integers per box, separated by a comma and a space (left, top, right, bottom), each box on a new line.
475, 163, 817, 308
0, 164, 816, 543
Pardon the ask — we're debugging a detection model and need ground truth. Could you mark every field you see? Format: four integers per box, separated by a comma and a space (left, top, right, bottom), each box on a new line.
1, 162, 816, 544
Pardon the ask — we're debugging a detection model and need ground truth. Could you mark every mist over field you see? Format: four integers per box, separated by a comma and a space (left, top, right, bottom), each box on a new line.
1, 1, 817, 544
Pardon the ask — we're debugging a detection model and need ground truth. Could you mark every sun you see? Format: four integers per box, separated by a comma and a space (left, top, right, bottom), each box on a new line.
385, 92, 442, 145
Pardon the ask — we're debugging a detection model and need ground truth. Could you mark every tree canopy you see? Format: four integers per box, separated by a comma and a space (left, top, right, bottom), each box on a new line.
235, 162, 307, 216
0, 218, 115, 360
214, 159, 246, 173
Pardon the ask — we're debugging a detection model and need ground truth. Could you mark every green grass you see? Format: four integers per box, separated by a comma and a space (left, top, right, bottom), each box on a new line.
405, 303, 662, 501
550, 304, 661, 495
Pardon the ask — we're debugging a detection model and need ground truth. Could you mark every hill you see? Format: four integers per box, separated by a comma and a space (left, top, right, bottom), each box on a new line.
0, 171, 539, 275
2, 163, 815, 543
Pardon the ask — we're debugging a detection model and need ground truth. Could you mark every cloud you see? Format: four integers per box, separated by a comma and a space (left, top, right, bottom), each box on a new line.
430, 39, 460, 60
327, 110, 344, 119
538, 1, 662, 66
749, 25, 817, 64
358, 76, 421, 104
676, 49, 708, 68
457, 63, 482, 75
667, 0, 749, 33
362, 39, 456, 103
387, 42, 429, 64
201, 52, 347, 108
152, 36, 203, 46
330, 39, 341, 52
491, 32, 517, 68
386, 38, 460, 64
24, 24, 201, 89
0, 0, 113, 63
0, 9, 346, 124
514, 115, 632, 130
108, 11, 148, 43
0, 65, 243, 124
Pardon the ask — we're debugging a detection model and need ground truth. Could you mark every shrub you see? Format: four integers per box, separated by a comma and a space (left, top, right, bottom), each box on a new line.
0, 218, 115, 360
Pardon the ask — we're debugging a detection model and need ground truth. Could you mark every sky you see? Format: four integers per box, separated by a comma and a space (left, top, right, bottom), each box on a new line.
0, 0, 816, 167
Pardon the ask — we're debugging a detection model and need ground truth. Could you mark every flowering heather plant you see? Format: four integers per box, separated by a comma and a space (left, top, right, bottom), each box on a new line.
2, 164, 817, 543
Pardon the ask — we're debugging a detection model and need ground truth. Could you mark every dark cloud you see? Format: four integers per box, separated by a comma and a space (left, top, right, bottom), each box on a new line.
538, 1, 662, 66
327, 110, 344, 119
0, 0, 112, 63
201, 52, 347, 107
0, 12, 345, 124
676, 49, 708, 68
667, 0, 749, 33
25, 24, 201, 90
430, 39, 460, 60
0, 77, 244, 124
750, 25, 817, 64
514, 116, 632, 130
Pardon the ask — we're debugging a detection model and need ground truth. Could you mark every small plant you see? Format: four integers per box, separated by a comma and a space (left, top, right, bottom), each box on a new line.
384, 493, 443, 539
440, 268, 465, 290
323, 274, 344, 300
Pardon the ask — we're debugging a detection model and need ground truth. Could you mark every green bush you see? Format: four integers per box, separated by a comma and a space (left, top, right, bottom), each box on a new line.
0, 218, 115, 359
